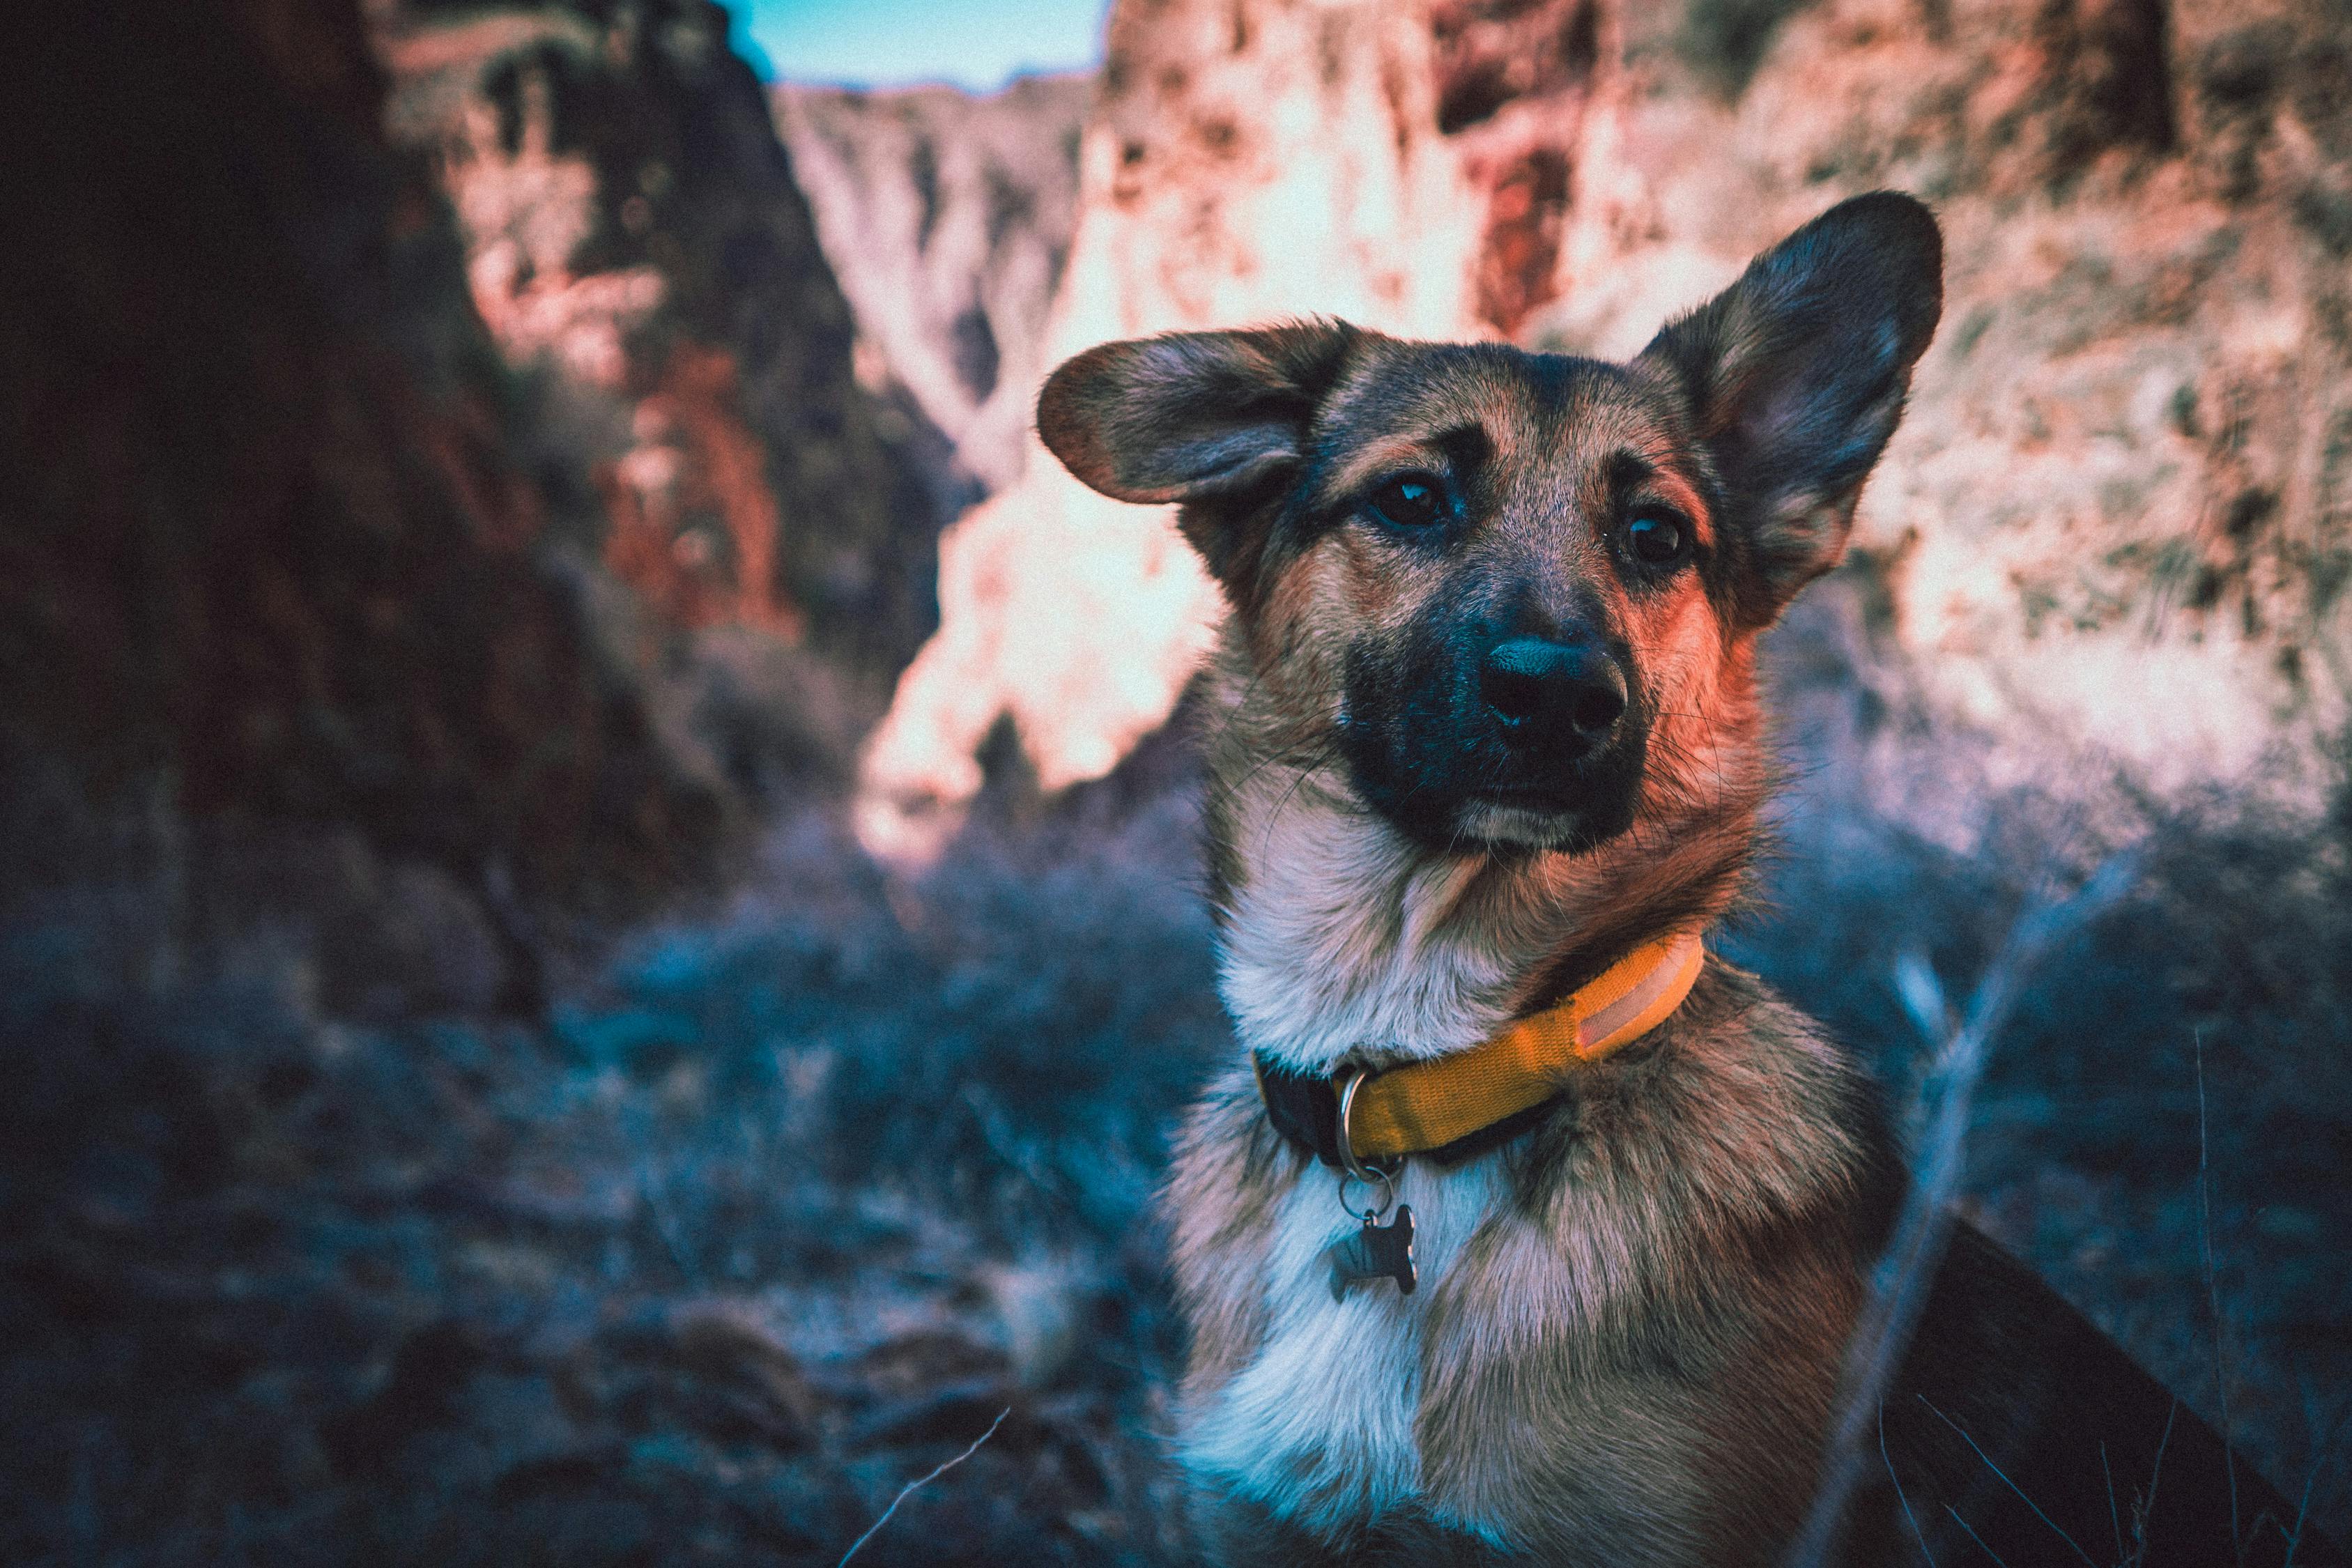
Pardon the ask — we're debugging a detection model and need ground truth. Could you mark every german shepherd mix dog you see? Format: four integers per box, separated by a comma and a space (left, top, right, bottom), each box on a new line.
1038, 194, 2337, 1567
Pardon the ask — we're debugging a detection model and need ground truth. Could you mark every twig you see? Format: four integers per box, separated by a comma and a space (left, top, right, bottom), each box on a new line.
2102, 1441, 2123, 1566
837, 1406, 1010, 1566
2284, 1445, 2320, 1568
2194, 1029, 2245, 1567
1944, 1502, 2014, 1568
1916, 1394, 2096, 1566
1783, 852, 2139, 1567
2282, 1393, 2352, 1568
1882, 1399, 1937, 1567
2128, 1399, 2181, 1568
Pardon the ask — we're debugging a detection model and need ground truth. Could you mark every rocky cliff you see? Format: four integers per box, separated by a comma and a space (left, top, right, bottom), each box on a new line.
850, 0, 2352, 858
0, 0, 728, 973
0, 0, 941, 1012
373, 0, 938, 677
850, 0, 1621, 857
777, 73, 1093, 514
1535, 0, 2352, 817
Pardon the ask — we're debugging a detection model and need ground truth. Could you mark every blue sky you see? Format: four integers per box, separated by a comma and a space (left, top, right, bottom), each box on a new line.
722, 0, 1111, 91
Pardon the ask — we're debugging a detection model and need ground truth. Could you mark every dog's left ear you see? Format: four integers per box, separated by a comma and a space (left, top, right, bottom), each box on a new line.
1037, 321, 1362, 586
1638, 191, 1942, 626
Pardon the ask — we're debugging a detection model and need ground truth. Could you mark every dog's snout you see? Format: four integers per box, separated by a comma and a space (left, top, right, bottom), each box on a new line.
1480, 636, 1628, 745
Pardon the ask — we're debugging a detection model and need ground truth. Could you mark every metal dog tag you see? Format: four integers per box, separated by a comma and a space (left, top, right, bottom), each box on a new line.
1328, 1204, 1416, 1300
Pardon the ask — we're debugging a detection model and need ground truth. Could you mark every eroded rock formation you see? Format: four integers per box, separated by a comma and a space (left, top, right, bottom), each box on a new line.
1532, 0, 2352, 809
777, 73, 1093, 509
852, 0, 1618, 859
0, 0, 727, 950
852, 0, 2352, 859
373, 0, 937, 673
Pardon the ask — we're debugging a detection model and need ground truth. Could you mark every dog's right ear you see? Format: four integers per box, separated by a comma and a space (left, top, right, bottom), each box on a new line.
1037, 321, 1361, 583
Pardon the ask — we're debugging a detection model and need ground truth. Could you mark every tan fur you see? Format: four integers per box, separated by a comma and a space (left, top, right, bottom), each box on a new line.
1031, 192, 1926, 1562
1113, 321, 1882, 1561
1121, 329, 1870, 1548
1193, 362, 1769, 1077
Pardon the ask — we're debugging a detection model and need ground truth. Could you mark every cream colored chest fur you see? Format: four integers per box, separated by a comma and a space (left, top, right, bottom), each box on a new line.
1171, 794, 1876, 1560
1179, 1153, 1512, 1542
1166, 983, 1879, 1563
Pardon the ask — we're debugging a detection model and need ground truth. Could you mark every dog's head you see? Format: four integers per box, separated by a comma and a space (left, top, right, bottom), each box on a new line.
1039, 193, 1941, 856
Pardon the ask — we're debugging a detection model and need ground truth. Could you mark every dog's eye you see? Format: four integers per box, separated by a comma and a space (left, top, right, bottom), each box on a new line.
1624, 512, 1687, 565
1366, 472, 1447, 530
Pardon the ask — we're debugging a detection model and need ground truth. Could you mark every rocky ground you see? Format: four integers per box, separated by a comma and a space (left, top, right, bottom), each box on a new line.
0, 777, 1215, 1565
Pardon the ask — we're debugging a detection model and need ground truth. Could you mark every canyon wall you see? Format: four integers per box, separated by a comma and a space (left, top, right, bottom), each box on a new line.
373, 0, 937, 676
850, 0, 1620, 858
0, 0, 937, 1009
1537, 0, 2352, 817
777, 73, 1093, 512
0, 0, 728, 948
848, 0, 2352, 859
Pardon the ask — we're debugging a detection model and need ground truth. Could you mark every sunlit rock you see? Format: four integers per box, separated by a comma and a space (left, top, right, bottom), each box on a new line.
777, 74, 1093, 508
1524, 0, 2352, 812
373, 0, 934, 670
850, 0, 2352, 861
852, 0, 1616, 862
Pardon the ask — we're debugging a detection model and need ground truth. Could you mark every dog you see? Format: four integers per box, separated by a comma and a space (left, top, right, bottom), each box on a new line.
1037, 192, 2336, 1567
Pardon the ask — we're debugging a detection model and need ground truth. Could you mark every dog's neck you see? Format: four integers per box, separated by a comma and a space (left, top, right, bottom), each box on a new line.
1201, 654, 1762, 1079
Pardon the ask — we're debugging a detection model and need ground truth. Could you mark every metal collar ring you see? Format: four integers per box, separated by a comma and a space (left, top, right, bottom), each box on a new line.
1334, 1068, 1399, 1184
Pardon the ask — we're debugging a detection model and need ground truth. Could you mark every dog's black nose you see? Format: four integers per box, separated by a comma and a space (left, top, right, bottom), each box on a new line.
1480, 636, 1627, 745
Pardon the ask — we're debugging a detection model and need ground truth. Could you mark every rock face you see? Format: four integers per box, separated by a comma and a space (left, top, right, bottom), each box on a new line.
0, 0, 727, 935
852, 0, 1619, 858
853, 0, 2352, 858
777, 74, 1093, 510
374, 0, 937, 675
1530, 0, 2352, 809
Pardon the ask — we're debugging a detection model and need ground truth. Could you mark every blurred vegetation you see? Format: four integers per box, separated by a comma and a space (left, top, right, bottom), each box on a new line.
4, 715, 2347, 1562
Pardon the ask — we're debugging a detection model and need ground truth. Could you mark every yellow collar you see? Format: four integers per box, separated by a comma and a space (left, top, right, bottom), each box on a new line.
1254, 930, 1707, 1164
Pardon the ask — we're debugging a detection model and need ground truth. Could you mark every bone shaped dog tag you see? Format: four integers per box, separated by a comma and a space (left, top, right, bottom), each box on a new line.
1327, 1204, 1416, 1300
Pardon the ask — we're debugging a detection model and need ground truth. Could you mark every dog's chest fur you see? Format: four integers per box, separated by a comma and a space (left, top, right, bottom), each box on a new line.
1178, 1147, 1509, 1539
1165, 796, 1891, 1563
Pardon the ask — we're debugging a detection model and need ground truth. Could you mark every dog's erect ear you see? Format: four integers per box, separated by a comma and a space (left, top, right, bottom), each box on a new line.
1037, 321, 1360, 581
1638, 192, 1942, 624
